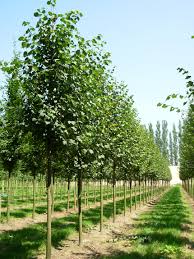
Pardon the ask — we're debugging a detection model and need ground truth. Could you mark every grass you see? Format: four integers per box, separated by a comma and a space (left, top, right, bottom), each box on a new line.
0, 187, 155, 258
102, 186, 194, 259
0, 186, 143, 222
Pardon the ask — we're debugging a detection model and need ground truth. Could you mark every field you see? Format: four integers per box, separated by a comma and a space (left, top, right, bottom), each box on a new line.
0, 183, 194, 258
0, 0, 194, 258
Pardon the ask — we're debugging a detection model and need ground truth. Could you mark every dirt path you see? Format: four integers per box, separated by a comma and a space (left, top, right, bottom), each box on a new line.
38, 194, 164, 259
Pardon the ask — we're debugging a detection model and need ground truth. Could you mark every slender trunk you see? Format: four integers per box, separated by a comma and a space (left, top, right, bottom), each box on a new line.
87, 181, 89, 207
142, 179, 145, 204
51, 172, 55, 214
139, 178, 141, 207
46, 140, 52, 259
190, 179, 192, 196
67, 178, 70, 211
0, 179, 2, 219
32, 174, 36, 219
21, 177, 24, 201
74, 179, 77, 210
130, 180, 132, 213
94, 181, 97, 204
113, 161, 116, 223
26, 179, 28, 205
84, 181, 87, 208
134, 180, 137, 210
78, 168, 83, 246
100, 178, 103, 231
60, 177, 62, 202
107, 180, 109, 200
7, 170, 11, 222
124, 180, 126, 216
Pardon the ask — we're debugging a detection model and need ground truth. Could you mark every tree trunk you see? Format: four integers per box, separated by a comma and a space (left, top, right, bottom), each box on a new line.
86, 181, 89, 207
145, 178, 147, 203
107, 180, 109, 200
32, 174, 36, 219
134, 180, 137, 210
46, 140, 52, 259
0, 180, 1, 219
60, 177, 62, 202
94, 181, 97, 204
67, 177, 71, 212
74, 179, 77, 210
139, 178, 141, 207
78, 168, 83, 246
151, 179, 153, 200
100, 178, 103, 231
84, 181, 87, 208
113, 161, 116, 223
130, 180, 132, 213
51, 172, 55, 214
124, 180, 126, 216
7, 170, 11, 222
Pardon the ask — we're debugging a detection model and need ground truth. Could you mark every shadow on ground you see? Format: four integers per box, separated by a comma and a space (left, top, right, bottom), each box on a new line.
97, 186, 194, 259
0, 191, 144, 258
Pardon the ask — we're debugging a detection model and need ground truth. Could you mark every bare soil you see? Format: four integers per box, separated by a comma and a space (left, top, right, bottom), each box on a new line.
38, 196, 162, 259
0, 191, 141, 233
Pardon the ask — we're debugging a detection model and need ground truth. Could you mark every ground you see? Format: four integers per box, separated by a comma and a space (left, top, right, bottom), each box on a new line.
0, 185, 194, 259
39, 186, 194, 259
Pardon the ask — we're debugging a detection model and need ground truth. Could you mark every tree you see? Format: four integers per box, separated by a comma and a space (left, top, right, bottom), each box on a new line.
0, 56, 22, 222
172, 124, 178, 166
155, 121, 162, 152
169, 132, 173, 165
148, 123, 154, 139
161, 120, 169, 160
14, 0, 113, 254
179, 107, 194, 181
0, 1, 172, 257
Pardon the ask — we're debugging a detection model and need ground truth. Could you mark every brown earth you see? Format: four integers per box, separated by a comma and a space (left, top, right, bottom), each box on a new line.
38, 194, 163, 259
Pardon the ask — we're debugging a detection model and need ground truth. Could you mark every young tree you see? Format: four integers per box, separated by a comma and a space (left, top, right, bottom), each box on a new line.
161, 120, 169, 160
169, 132, 173, 165
0, 56, 22, 222
148, 123, 154, 139
179, 107, 194, 182
155, 121, 162, 152
16, 0, 113, 253
172, 124, 178, 166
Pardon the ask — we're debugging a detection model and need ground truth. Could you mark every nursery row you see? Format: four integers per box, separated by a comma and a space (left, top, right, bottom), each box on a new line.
0, 1, 171, 258
0, 178, 168, 223
0, 179, 169, 258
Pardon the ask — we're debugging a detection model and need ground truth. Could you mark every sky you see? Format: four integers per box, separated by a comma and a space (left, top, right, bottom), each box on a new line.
1, 0, 194, 130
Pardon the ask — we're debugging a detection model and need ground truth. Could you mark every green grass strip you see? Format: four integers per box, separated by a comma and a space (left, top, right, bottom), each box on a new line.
102, 186, 194, 259
0, 187, 155, 258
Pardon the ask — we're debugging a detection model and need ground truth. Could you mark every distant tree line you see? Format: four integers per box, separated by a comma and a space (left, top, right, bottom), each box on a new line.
148, 120, 182, 166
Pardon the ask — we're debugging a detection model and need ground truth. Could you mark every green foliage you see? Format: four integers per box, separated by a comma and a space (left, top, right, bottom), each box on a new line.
169, 132, 173, 165
172, 123, 178, 166
0, 55, 23, 174
0, 0, 171, 185
0, 1, 172, 255
179, 107, 194, 180
155, 121, 162, 153
161, 120, 169, 160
